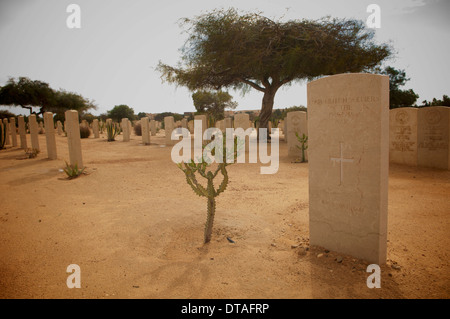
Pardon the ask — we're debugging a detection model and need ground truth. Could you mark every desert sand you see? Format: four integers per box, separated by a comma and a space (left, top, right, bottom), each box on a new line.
0, 131, 449, 299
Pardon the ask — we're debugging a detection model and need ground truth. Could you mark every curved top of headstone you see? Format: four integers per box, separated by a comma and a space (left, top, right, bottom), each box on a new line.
308, 72, 388, 85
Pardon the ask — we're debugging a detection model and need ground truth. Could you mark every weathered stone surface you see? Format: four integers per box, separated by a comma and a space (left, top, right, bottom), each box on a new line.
308, 73, 389, 264
194, 115, 207, 137
164, 116, 175, 145
2, 118, 10, 145
389, 108, 418, 166
150, 120, 157, 136
92, 119, 99, 138
122, 118, 130, 142
141, 117, 150, 145
417, 106, 449, 170
29, 114, 40, 151
287, 111, 308, 159
65, 110, 83, 168
9, 118, 17, 147
44, 112, 57, 159
18, 116, 27, 149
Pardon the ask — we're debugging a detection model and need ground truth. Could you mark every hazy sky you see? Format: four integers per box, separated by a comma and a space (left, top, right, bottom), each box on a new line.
0, 0, 449, 116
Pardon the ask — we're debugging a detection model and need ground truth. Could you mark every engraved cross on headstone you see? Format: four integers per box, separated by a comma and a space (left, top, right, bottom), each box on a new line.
330, 142, 354, 185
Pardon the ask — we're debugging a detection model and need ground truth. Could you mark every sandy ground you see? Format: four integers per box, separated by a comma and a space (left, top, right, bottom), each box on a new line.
0, 131, 449, 299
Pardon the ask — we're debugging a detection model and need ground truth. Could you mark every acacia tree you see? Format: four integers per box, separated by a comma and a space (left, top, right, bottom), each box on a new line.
192, 90, 237, 121
157, 8, 392, 137
0, 77, 96, 118
0, 77, 54, 116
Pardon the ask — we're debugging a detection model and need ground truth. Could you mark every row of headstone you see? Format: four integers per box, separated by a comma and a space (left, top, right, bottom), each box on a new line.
1, 112, 81, 165
389, 106, 449, 170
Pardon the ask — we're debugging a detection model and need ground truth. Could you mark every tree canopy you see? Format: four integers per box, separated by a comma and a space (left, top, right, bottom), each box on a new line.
107, 104, 136, 122
192, 90, 237, 121
380, 66, 419, 108
0, 77, 96, 117
157, 8, 392, 133
422, 95, 450, 107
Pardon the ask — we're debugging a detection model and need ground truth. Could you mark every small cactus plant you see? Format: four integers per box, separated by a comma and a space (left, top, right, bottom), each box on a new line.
63, 161, 85, 179
178, 134, 240, 243
295, 132, 308, 163
105, 120, 120, 141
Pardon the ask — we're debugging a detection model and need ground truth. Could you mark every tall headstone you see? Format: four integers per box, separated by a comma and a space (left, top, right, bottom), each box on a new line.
92, 119, 99, 138
417, 106, 449, 170
234, 113, 252, 151
150, 120, 157, 136
18, 116, 27, 149
65, 110, 83, 168
164, 116, 175, 145
234, 113, 250, 130
38, 121, 44, 133
188, 120, 194, 134
224, 117, 232, 130
308, 73, 389, 264
284, 119, 288, 142
121, 118, 130, 142
128, 120, 132, 138
9, 118, 18, 147
141, 117, 150, 145
181, 118, 188, 129
215, 120, 225, 132
389, 108, 418, 166
44, 112, 57, 160
2, 118, 11, 145
29, 114, 40, 151
194, 115, 207, 137
56, 121, 63, 135
287, 111, 308, 158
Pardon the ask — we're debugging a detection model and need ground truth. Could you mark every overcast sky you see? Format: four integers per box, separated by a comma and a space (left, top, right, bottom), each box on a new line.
0, 0, 449, 116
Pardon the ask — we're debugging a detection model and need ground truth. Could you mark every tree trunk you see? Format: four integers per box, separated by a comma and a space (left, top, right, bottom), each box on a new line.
258, 89, 276, 140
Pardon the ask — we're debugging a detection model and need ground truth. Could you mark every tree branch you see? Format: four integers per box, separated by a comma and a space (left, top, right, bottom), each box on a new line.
237, 78, 266, 92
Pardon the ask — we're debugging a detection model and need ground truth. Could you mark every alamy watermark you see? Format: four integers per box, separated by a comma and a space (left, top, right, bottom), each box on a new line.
366, 264, 381, 288
66, 4, 81, 29
66, 264, 81, 288
170, 120, 279, 175
366, 4, 381, 29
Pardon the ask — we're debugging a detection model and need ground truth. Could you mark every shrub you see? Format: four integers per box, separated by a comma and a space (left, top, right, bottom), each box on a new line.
24, 148, 40, 158
80, 125, 91, 138
134, 123, 142, 136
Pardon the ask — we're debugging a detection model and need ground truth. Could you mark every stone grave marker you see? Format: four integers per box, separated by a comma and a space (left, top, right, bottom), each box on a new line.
389, 108, 418, 166
141, 117, 150, 145
287, 111, 308, 159
164, 116, 175, 145
9, 117, 18, 147
44, 112, 57, 159
18, 116, 27, 149
65, 110, 83, 168
307, 73, 389, 264
29, 114, 40, 151
417, 106, 449, 170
